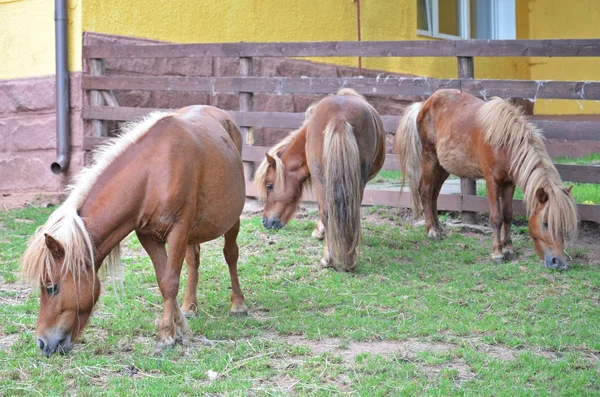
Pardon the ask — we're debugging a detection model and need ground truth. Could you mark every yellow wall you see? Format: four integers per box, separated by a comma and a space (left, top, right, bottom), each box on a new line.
525, 0, 600, 114
0, 0, 81, 79
2, 0, 599, 115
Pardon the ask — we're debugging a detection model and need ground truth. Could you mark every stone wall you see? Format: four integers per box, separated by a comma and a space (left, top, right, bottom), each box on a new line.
0, 74, 84, 197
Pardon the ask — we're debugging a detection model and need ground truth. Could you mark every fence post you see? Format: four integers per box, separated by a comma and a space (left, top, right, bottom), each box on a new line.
239, 56, 255, 181
457, 56, 477, 224
90, 58, 108, 137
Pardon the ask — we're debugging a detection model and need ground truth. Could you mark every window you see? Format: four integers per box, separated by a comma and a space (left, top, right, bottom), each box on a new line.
417, 0, 516, 40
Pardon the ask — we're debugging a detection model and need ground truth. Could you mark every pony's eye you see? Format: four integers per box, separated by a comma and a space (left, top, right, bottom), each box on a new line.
45, 284, 59, 296
266, 183, 274, 192
542, 222, 549, 229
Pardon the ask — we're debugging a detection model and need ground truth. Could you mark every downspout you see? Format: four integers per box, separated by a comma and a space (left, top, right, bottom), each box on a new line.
51, 0, 70, 174
355, 0, 362, 74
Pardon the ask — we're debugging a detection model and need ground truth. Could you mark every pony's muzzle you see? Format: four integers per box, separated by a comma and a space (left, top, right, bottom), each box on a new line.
544, 253, 568, 271
262, 217, 284, 230
37, 333, 72, 357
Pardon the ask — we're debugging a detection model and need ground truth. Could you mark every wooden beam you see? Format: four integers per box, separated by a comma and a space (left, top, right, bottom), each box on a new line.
82, 39, 600, 59
89, 59, 107, 137
82, 107, 600, 143
82, 75, 600, 101
458, 56, 477, 224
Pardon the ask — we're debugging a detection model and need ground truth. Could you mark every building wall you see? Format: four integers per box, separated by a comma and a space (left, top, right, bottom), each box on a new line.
80, 0, 528, 81
526, 0, 600, 115
0, 0, 82, 79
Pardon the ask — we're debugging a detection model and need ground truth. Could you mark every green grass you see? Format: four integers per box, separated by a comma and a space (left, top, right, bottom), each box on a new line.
1, 206, 599, 395
554, 153, 600, 165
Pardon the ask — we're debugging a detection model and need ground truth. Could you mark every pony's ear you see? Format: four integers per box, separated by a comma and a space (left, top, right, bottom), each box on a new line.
536, 187, 549, 204
265, 153, 277, 169
44, 233, 65, 260
565, 185, 574, 194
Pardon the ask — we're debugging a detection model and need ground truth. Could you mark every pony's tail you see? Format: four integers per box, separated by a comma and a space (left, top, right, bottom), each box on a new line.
394, 102, 424, 217
323, 119, 362, 269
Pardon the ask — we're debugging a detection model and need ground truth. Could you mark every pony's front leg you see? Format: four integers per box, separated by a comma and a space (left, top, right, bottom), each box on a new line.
181, 244, 200, 317
484, 178, 504, 262
224, 219, 247, 316
311, 219, 325, 240
320, 235, 334, 268
136, 231, 187, 348
500, 184, 517, 260
157, 225, 190, 348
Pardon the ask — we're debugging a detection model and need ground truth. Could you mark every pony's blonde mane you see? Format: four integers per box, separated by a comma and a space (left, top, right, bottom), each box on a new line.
478, 98, 578, 241
254, 128, 303, 198
21, 111, 174, 285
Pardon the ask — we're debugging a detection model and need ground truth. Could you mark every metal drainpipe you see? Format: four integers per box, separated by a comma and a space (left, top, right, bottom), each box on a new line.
51, 0, 70, 174
355, 0, 362, 74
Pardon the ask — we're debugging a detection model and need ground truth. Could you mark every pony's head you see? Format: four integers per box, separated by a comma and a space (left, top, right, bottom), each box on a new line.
21, 207, 99, 357
255, 148, 310, 230
527, 185, 577, 270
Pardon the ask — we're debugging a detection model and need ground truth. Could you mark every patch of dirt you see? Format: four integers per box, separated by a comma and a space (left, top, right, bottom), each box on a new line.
253, 374, 300, 396
418, 359, 477, 387
262, 332, 455, 365
0, 334, 19, 351
0, 192, 62, 211
0, 280, 31, 306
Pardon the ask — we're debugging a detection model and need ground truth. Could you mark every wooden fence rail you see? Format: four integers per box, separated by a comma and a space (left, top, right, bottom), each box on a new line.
83, 39, 600, 59
81, 39, 600, 224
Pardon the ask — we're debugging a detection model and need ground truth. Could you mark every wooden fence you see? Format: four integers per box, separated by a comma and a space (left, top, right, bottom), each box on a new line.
81, 39, 600, 223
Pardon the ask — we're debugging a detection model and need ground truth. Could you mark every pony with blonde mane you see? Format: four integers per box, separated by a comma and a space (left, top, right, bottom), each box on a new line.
22, 106, 248, 357
394, 89, 577, 269
255, 89, 386, 271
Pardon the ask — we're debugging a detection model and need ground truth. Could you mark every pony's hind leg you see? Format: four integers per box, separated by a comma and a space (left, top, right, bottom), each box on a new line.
431, 167, 450, 233
484, 178, 505, 262
223, 219, 247, 316
500, 184, 517, 260
181, 244, 200, 317
136, 230, 188, 348
420, 158, 444, 239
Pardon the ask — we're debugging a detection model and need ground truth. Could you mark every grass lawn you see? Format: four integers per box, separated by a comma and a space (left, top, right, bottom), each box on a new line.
0, 204, 599, 396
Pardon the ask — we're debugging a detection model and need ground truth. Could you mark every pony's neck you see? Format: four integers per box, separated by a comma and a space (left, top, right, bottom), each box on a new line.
281, 126, 309, 176
78, 179, 140, 269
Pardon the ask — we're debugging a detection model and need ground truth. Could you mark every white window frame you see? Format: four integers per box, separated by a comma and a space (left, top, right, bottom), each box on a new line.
418, 0, 470, 40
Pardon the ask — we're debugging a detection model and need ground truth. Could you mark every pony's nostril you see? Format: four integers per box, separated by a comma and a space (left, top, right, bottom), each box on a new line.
551, 257, 559, 265
262, 217, 267, 226
37, 338, 45, 350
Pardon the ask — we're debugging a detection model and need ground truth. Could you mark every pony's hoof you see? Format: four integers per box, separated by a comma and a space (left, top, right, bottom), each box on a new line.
503, 251, 517, 261
427, 229, 441, 240
311, 229, 325, 240
182, 310, 197, 319
154, 336, 182, 351
229, 307, 248, 317
492, 254, 505, 264
320, 257, 334, 268
341, 265, 357, 272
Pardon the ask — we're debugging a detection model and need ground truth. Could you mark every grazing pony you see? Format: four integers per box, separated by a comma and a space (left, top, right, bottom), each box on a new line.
254, 89, 386, 271
394, 89, 577, 269
21, 106, 247, 357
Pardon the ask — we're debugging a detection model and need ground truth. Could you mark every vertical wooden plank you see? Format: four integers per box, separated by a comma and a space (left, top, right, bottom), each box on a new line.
458, 56, 477, 224
90, 59, 108, 137
240, 56, 256, 181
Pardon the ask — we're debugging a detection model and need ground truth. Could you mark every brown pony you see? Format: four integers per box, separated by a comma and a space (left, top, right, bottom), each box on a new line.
21, 106, 247, 357
394, 89, 578, 269
254, 89, 386, 271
